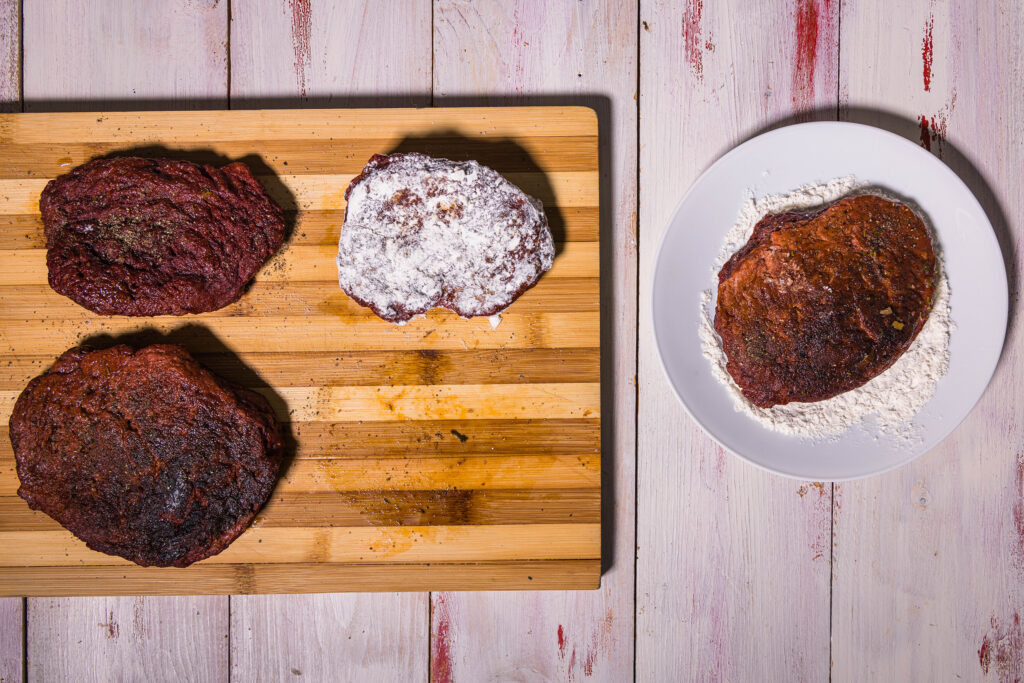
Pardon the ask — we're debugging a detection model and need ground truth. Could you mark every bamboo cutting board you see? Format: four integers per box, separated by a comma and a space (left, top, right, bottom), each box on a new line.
0, 107, 600, 595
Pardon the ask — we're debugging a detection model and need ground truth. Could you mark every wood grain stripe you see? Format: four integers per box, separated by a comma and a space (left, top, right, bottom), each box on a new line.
0, 241, 599, 284
0, 560, 600, 596
0, 382, 599, 423
1, 419, 600, 460
0, 277, 600, 319
0, 312, 600, 354
0, 137, 600, 178
0, 171, 597, 213
0, 488, 601, 531
262, 383, 600, 422
0, 108, 599, 143
0, 453, 600, 496
0, 348, 602, 389
0, 523, 601, 566
0, 206, 600, 248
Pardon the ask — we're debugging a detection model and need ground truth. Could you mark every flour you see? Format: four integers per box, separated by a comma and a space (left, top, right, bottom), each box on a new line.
699, 178, 954, 440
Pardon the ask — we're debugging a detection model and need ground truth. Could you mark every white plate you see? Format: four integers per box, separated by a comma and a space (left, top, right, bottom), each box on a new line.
651, 122, 1008, 481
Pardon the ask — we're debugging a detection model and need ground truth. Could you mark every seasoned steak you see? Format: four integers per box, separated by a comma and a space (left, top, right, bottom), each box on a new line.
9, 344, 283, 567
338, 153, 555, 323
714, 194, 936, 408
41, 156, 286, 316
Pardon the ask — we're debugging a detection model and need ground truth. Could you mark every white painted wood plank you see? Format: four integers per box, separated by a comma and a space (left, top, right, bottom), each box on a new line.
230, 593, 428, 682
636, 0, 838, 680
0, 0, 17, 111
28, 597, 227, 683
228, 3, 431, 680
431, 1, 637, 679
230, 0, 432, 106
833, 1, 1024, 680
0, 598, 21, 683
23, 0, 227, 110
0, 1, 21, 678
20, 3, 230, 682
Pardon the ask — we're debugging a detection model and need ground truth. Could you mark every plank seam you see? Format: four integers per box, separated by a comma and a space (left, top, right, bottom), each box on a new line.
226, 0, 232, 112
830, 4, 842, 681
633, 1, 642, 681
227, 595, 232, 683
21, 596, 26, 683
17, 0, 22, 112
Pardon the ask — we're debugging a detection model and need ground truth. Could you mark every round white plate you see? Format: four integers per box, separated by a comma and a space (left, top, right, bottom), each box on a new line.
651, 122, 1008, 481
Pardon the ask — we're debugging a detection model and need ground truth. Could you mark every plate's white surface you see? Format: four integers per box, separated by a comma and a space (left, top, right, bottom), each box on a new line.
651, 122, 1008, 481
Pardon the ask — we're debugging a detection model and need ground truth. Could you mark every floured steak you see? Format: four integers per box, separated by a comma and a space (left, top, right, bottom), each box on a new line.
9, 344, 283, 567
714, 193, 936, 408
337, 152, 555, 323
41, 156, 286, 316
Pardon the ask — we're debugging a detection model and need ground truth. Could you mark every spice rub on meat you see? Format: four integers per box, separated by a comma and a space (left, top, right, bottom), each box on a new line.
337, 153, 555, 323
9, 344, 283, 567
41, 156, 286, 316
714, 194, 936, 408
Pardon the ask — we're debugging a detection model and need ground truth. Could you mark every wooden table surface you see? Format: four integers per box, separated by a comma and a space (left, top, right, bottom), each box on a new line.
0, 1, 1020, 681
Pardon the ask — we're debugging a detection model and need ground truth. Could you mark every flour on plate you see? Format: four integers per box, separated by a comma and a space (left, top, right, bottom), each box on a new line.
699, 177, 954, 440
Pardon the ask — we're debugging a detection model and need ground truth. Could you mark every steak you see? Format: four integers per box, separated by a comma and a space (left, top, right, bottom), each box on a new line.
40, 156, 286, 316
714, 193, 936, 408
9, 344, 283, 567
337, 153, 555, 323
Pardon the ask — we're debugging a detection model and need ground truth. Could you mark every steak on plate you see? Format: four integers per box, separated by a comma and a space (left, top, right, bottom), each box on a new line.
714, 193, 936, 408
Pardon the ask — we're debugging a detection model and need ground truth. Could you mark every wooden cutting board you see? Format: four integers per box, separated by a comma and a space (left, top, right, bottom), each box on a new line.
0, 107, 600, 595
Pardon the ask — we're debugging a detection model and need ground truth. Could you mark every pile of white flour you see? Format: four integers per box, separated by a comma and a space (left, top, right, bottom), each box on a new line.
698, 177, 954, 440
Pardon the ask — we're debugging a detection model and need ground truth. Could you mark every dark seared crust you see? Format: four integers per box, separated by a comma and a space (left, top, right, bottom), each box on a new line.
40, 157, 286, 316
714, 194, 936, 408
9, 344, 283, 567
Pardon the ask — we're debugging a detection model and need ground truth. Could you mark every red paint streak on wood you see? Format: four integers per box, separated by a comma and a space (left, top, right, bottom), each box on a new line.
682, 0, 704, 81
791, 0, 819, 108
918, 114, 946, 155
1013, 453, 1024, 569
431, 595, 454, 683
510, 4, 525, 92
979, 613, 1023, 680
806, 482, 831, 562
557, 624, 567, 658
582, 610, 615, 677
99, 610, 119, 639
289, 0, 312, 97
568, 647, 577, 680
922, 13, 935, 91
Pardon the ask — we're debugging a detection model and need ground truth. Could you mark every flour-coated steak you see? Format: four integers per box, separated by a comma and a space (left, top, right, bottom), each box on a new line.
41, 156, 286, 315
714, 194, 936, 408
337, 153, 555, 323
9, 344, 283, 567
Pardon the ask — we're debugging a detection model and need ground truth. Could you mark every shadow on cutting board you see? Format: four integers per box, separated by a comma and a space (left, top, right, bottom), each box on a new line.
744, 106, 1018, 373
76, 324, 298, 485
